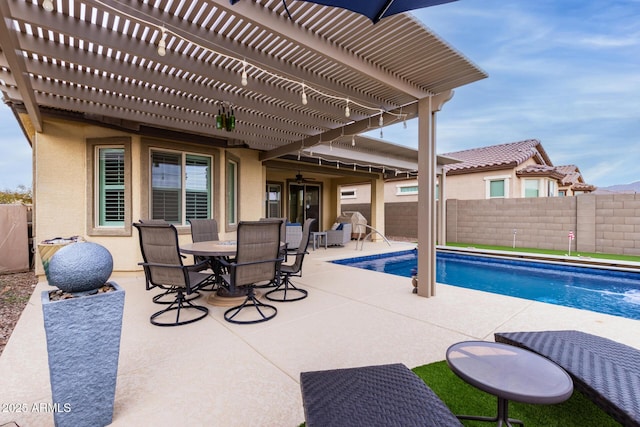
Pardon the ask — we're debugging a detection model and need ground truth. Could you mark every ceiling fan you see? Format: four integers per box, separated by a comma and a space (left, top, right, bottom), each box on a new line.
294, 171, 316, 184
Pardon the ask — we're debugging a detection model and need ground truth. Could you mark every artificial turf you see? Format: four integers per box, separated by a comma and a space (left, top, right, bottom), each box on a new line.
413, 360, 621, 427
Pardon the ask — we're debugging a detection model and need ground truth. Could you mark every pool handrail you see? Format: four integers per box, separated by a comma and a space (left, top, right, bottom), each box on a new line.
355, 225, 391, 250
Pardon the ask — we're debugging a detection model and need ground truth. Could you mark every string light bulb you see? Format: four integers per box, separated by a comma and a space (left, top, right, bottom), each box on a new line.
241, 60, 248, 86
351, 135, 356, 147
42, 0, 54, 12
301, 83, 308, 105
345, 99, 350, 118
157, 28, 167, 56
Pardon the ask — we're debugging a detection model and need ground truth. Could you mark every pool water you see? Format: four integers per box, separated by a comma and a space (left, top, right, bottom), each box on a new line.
332, 250, 640, 320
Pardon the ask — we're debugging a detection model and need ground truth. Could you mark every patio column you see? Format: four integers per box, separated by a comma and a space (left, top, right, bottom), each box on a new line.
438, 169, 447, 245
370, 176, 385, 242
417, 96, 436, 297
417, 91, 453, 297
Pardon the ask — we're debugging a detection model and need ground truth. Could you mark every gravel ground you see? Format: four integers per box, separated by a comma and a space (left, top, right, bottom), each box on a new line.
0, 271, 38, 356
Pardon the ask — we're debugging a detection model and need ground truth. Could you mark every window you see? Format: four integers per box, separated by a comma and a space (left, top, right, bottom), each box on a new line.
150, 151, 212, 224
185, 155, 211, 219
226, 158, 238, 226
396, 184, 418, 196
266, 183, 282, 217
88, 137, 131, 236
489, 180, 505, 197
98, 148, 125, 226
484, 175, 510, 199
524, 179, 539, 198
547, 180, 556, 197
341, 189, 357, 199
558, 190, 566, 197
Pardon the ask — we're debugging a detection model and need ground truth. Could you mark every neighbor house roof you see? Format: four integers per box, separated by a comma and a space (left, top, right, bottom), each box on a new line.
0, 0, 487, 168
442, 139, 552, 175
554, 165, 595, 191
516, 164, 565, 180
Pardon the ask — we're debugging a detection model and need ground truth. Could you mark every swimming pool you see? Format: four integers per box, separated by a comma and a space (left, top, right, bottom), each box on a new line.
332, 250, 640, 320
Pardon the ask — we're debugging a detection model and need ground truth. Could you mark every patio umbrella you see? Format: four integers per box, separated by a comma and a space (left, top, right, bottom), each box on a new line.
230, 0, 457, 24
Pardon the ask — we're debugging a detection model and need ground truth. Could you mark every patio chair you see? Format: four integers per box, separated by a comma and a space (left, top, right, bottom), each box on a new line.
188, 218, 219, 240
266, 218, 314, 302
220, 220, 284, 324
134, 222, 212, 326
188, 218, 223, 289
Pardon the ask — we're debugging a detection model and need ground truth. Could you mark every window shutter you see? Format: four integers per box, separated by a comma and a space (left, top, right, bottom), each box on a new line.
99, 148, 125, 226
151, 152, 181, 223
185, 155, 211, 220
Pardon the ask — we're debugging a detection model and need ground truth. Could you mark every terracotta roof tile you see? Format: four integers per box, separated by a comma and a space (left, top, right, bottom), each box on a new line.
516, 164, 565, 180
443, 139, 551, 174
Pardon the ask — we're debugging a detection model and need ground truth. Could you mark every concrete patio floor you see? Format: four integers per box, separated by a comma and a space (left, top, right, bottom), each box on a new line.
2, 240, 639, 426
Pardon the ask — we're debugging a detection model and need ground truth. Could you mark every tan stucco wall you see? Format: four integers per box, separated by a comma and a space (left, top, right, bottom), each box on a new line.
33, 118, 267, 275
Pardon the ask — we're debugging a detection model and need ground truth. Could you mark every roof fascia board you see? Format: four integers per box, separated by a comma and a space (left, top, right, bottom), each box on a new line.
0, 1, 42, 131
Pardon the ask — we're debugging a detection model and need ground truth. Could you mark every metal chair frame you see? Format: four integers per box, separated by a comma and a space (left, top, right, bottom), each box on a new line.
134, 222, 212, 326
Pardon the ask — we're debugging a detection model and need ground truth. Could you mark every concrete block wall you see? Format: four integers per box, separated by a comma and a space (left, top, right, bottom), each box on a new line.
385, 202, 419, 238
344, 194, 640, 256
446, 194, 640, 256
447, 197, 578, 251
595, 194, 640, 256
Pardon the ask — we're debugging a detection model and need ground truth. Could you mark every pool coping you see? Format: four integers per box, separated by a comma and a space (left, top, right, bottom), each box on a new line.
437, 245, 640, 273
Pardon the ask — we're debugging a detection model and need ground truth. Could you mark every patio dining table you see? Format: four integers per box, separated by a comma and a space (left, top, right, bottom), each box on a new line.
180, 240, 285, 306
180, 240, 242, 306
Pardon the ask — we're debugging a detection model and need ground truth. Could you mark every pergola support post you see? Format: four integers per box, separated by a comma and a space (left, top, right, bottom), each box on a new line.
417, 96, 437, 297
416, 91, 454, 297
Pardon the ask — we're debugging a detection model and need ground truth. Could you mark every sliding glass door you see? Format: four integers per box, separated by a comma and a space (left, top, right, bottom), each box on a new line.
288, 183, 320, 232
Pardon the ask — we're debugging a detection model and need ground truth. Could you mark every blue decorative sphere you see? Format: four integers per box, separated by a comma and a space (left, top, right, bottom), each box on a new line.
47, 242, 113, 293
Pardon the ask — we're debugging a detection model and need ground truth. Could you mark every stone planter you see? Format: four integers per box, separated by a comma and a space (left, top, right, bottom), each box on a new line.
39, 241, 123, 427
41, 282, 125, 427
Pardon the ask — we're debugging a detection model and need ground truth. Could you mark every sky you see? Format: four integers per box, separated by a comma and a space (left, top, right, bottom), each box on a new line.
0, 0, 638, 190
366, 0, 640, 187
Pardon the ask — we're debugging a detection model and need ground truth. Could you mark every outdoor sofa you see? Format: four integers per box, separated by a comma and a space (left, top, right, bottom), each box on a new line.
495, 330, 640, 427
325, 222, 352, 246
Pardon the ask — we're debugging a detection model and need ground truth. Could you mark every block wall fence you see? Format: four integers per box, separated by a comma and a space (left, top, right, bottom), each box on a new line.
446, 194, 640, 256
342, 193, 640, 256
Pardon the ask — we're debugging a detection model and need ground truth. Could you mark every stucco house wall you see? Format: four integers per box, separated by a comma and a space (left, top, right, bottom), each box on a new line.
33, 118, 267, 275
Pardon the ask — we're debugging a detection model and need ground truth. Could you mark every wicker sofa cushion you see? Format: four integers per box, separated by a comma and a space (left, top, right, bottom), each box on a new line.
495, 330, 640, 427
300, 363, 462, 427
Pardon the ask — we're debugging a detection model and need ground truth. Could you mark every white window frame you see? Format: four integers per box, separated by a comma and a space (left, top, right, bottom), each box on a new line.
396, 183, 419, 196
340, 188, 357, 199
484, 175, 510, 199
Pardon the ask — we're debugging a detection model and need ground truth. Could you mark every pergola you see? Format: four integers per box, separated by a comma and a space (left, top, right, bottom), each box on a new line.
0, 0, 487, 296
